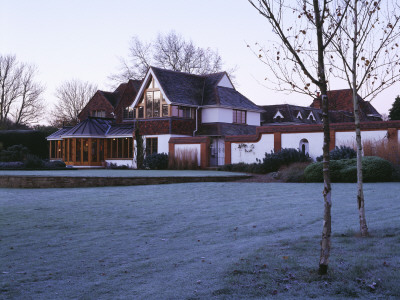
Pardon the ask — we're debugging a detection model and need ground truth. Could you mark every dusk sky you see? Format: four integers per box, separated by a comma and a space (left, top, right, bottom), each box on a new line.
1, 0, 399, 123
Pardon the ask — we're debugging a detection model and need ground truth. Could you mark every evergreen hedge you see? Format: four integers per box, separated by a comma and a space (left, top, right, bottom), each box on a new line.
304, 156, 393, 182
0, 130, 49, 159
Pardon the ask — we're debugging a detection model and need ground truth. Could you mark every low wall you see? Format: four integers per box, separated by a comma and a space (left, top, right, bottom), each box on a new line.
0, 174, 250, 188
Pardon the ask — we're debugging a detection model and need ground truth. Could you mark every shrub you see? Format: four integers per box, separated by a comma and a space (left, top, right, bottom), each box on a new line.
0, 161, 24, 169
43, 160, 67, 169
106, 162, 130, 169
144, 153, 169, 170
0, 144, 30, 162
169, 148, 199, 170
262, 148, 310, 173
304, 156, 393, 182
276, 162, 311, 182
316, 146, 356, 162
23, 154, 44, 169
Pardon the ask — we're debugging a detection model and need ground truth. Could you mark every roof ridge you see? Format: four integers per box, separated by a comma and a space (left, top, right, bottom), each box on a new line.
150, 66, 226, 78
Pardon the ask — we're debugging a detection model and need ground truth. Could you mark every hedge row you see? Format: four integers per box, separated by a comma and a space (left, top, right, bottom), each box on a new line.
0, 130, 49, 159
304, 156, 393, 182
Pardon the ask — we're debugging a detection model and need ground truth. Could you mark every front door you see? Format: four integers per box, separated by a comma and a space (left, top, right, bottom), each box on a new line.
210, 138, 225, 167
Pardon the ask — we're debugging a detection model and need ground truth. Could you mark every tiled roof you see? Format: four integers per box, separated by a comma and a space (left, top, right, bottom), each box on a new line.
261, 104, 323, 125
46, 126, 74, 140
99, 91, 119, 108
310, 89, 381, 119
217, 87, 263, 111
106, 123, 134, 136
196, 123, 257, 137
62, 117, 114, 137
150, 67, 260, 111
47, 117, 136, 139
114, 79, 142, 109
151, 67, 204, 106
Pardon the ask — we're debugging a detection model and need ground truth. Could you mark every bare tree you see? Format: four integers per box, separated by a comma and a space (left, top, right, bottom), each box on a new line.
0, 54, 45, 126
328, 0, 400, 237
51, 79, 97, 127
109, 31, 231, 85
248, 0, 349, 274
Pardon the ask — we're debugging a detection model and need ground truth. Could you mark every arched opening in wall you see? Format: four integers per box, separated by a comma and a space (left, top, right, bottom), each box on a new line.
299, 139, 309, 155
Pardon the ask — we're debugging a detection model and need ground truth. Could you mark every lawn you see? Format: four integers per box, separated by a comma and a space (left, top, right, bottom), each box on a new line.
0, 169, 245, 177
1, 183, 399, 299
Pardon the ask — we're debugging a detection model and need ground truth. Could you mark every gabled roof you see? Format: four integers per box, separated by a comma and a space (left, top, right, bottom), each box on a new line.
310, 89, 381, 115
132, 67, 261, 111
114, 79, 142, 109
151, 67, 205, 106
99, 91, 119, 107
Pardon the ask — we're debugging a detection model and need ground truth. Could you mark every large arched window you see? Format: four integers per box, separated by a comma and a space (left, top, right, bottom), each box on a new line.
299, 138, 309, 155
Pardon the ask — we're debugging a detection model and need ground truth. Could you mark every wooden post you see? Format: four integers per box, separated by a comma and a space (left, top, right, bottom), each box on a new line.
225, 141, 232, 165
274, 132, 282, 152
329, 129, 336, 151
88, 138, 92, 165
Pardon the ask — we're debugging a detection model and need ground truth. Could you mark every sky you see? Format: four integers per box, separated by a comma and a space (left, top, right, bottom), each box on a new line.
1, 0, 399, 124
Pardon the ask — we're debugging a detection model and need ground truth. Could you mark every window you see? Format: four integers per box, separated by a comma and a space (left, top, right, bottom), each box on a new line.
299, 139, 309, 155
307, 111, 316, 122
83, 139, 89, 162
171, 105, 193, 118
92, 110, 106, 118
145, 91, 161, 118
162, 104, 169, 117
92, 139, 98, 162
138, 106, 144, 118
76, 139, 81, 162
233, 109, 246, 124
146, 138, 158, 156
123, 107, 135, 119
106, 138, 133, 159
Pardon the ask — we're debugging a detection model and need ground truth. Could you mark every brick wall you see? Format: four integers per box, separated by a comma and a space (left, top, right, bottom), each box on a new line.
78, 92, 115, 121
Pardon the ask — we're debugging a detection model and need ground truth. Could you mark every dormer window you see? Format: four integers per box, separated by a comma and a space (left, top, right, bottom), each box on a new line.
296, 111, 303, 119
273, 110, 284, 120
92, 110, 105, 118
307, 111, 316, 121
233, 109, 246, 124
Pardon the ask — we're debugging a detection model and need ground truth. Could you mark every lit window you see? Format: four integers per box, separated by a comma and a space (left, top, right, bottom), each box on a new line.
92, 110, 106, 118
138, 107, 144, 118
123, 107, 135, 119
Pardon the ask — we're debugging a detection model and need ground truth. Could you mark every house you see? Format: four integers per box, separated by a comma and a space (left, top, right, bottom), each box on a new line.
47, 66, 263, 167
48, 68, 400, 168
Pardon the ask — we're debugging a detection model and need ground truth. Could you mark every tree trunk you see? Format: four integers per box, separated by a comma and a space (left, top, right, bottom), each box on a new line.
352, 0, 368, 237
313, 0, 332, 275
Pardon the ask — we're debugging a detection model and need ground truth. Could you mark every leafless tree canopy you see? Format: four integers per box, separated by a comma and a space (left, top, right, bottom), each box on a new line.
0, 54, 45, 126
109, 31, 232, 85
51, 79, 97, 127
248, 0, 349, 97
328, 0, 400, 100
